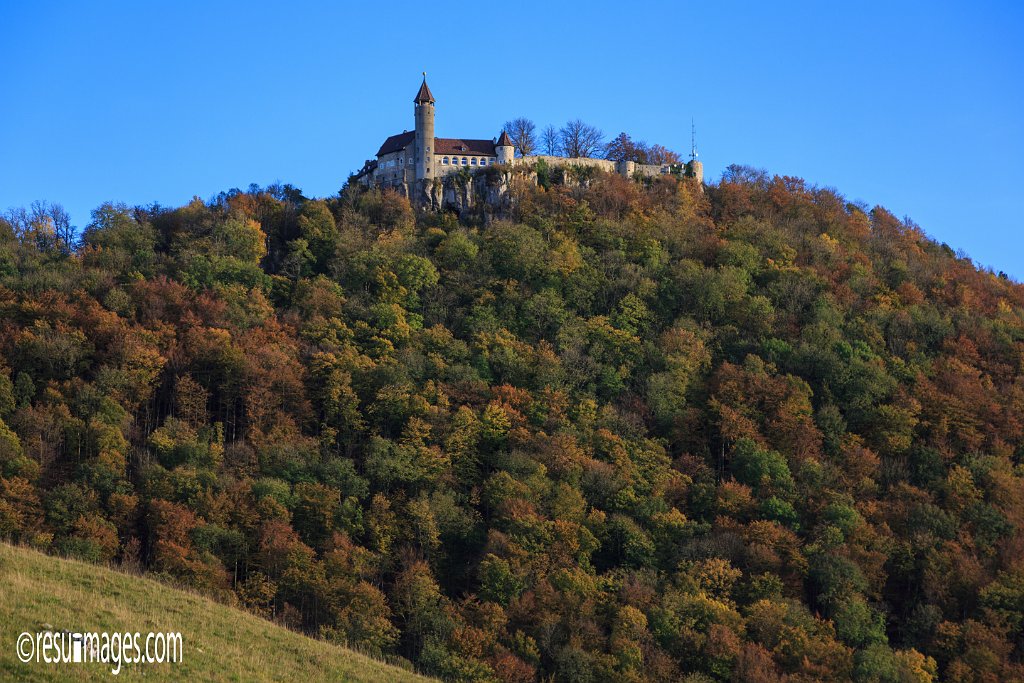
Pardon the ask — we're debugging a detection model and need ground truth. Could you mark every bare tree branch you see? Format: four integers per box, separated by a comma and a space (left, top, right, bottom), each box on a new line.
559, 119, 604, 158
30, 200, 75, 252
541, 124, 561, 156
502, 117, 537, 157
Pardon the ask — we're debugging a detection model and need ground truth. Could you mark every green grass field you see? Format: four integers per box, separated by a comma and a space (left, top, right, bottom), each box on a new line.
0, 543, 432, 681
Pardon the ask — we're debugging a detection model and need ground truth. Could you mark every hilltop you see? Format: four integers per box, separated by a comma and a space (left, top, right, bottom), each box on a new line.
2, 165, 1024, 681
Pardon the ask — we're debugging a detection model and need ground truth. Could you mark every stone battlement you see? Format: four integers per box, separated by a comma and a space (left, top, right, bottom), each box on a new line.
510, 155, 702, 183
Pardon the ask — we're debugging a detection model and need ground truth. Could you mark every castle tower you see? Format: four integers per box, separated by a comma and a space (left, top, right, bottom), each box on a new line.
414, 73, 435, 182
496, 130, 515, 164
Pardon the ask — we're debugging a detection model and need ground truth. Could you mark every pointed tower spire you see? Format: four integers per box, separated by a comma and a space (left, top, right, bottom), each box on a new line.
413, 73, 436, 182
414, 72, 435, 104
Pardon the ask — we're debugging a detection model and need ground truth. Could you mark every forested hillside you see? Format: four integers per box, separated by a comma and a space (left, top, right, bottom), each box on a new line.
2, 166, 1024, 682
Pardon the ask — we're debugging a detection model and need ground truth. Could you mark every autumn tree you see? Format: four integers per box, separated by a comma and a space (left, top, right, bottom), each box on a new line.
605, 132, 649, 163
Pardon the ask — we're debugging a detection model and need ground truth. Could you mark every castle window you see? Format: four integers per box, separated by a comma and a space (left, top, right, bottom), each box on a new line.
461, 157, 468, 165
442, 157, 448, 165
470, 158, 477, 166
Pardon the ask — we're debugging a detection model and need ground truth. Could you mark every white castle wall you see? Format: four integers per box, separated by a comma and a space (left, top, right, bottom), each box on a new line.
510, 155, 683, 179
513, 155, 617, 173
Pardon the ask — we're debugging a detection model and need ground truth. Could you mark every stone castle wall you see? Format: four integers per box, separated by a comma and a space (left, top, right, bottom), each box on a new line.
510, 155, 684, 180
512, 155, 618, 174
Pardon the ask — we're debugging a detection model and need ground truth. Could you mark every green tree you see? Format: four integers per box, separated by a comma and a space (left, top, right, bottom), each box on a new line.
297, 200, 338, 269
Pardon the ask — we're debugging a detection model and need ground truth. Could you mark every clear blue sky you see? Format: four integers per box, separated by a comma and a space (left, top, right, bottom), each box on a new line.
2, 1, 1022, 277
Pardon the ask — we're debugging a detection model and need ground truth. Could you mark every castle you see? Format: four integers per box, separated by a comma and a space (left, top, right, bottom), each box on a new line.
354, 75, 703, 197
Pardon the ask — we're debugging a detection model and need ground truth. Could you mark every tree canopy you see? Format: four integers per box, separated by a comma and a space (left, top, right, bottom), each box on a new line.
1, 165, 1023, 681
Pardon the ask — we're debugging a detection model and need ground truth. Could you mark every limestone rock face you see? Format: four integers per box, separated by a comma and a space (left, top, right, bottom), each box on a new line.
442, 178, 474, 214
414, 168, 516, 217
404, 164, 701, 216
477, 170, 514, 212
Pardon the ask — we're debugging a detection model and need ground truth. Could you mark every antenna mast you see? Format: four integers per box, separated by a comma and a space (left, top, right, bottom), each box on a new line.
690, 119, 698, 161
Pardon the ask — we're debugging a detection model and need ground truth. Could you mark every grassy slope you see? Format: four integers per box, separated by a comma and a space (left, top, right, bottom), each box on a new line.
0, 543, 432, 682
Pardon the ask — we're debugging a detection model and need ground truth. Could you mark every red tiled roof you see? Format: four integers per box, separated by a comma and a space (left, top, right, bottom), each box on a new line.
414, 78, 435, 104
434, 138, 496, 156
496, 131, 513, 147
376, 131, 415, 157
376, 133, 498, 158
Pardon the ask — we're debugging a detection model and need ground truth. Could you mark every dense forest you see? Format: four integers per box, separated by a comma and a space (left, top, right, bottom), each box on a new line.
2, 165, 1024, 682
